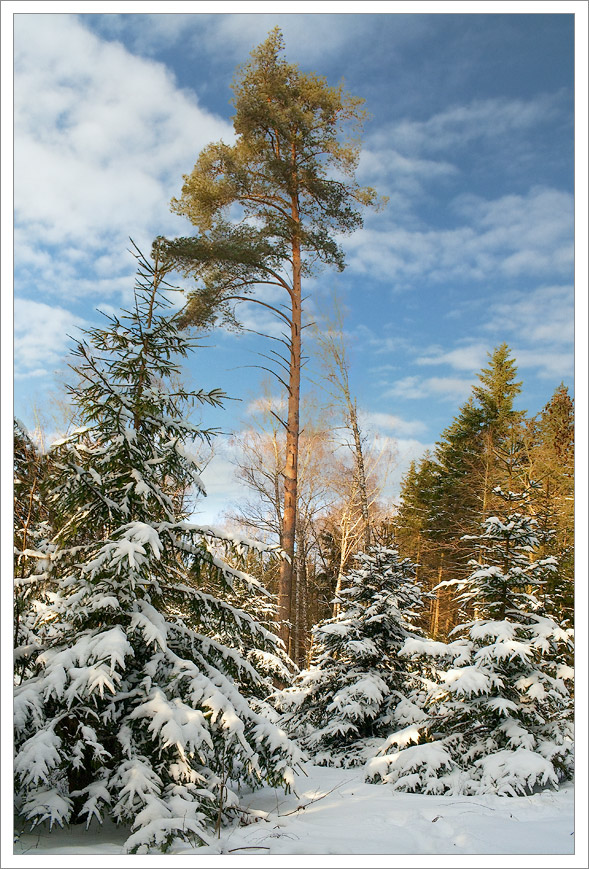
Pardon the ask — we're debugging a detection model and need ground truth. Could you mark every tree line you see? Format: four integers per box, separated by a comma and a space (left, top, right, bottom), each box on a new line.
394, 346, 574, 641
224, 342, 574, 667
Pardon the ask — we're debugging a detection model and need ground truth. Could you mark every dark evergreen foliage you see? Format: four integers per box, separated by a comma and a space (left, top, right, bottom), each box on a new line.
369, 488, 574, 796
275, 546, 430, 767
13, 247, 301, 853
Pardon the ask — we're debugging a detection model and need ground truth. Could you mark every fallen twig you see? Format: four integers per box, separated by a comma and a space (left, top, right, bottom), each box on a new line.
280, 778, 356, 817
228, 846, 271, 852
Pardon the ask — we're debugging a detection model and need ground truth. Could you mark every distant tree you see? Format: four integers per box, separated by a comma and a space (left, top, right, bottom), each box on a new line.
14, 247, 300, 853
524, 384, 574, 624
312, 299, 372, 553
159, 27, 382, 650
394, 454, 442, 635
275, 546, 429, 768
368, 487, 574, 796
395, 345, 528, 637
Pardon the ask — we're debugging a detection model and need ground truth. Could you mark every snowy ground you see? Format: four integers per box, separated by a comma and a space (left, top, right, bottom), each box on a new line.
12, 764, 577, 865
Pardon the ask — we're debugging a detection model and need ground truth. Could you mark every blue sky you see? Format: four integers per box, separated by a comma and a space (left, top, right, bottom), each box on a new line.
9, 8, 585, 522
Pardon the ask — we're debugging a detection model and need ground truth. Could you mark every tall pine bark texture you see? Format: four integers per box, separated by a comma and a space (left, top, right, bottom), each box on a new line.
158, 28, 381, 651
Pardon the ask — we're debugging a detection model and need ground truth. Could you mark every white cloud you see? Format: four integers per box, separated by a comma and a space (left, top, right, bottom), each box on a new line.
192, 435, 252, 525
246, 395, 287, 417
14, 299, 86, 379
360, 411, 426, 437
363, 434, 435, 502
14, 14, 233, 303
407, 285, 573, 383
485, 284, 574, 348
90, 12, 430, 67
510, 348, 574, 381
416, 343, 488, 372
390, 437, 436, 495
353, 324, 413, 357
346, 187, 573, 287
386, 375, 474, 402
379, 92, 568, 155
88, 13, 199, 57
357, 147, 457, 203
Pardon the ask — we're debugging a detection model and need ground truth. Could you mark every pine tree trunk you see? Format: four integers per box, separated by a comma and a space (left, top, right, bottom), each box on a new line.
278, 198, 302, 652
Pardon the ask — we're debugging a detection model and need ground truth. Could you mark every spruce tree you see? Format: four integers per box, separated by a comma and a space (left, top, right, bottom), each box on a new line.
408, 345, 527, 637
274, 546, 429, 767
13, 246, 301, 853
368, 487, 574, 796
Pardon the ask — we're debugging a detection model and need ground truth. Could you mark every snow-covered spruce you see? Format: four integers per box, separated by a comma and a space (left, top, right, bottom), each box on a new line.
13, 419, 54, 681
274, 546, 430, 767
13, 246, 301, 853
367, 489, 574, 796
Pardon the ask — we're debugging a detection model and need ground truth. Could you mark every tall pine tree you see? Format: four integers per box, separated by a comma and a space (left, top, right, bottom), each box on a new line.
159, 28, 381, 652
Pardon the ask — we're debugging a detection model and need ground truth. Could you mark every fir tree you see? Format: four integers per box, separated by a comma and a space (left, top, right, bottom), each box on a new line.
14, 246, 301, 853
368, 488, 574, 796
274, 546, 429, 767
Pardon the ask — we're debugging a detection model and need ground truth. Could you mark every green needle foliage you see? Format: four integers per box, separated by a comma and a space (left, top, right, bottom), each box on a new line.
369, 487, 574, 796
13, 245, 301, 853
162, 27, 381, 329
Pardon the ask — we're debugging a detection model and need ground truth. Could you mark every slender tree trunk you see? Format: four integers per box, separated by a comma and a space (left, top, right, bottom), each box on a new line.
299, 554, 309, 668
295, 525, 308, 668
349, 399, 371, 551
278, 192, 302, 651
430, 554, 444, 638
133, 246, 161, 431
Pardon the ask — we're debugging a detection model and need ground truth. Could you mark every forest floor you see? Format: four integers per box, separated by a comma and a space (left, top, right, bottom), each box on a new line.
12, 764, 576, 861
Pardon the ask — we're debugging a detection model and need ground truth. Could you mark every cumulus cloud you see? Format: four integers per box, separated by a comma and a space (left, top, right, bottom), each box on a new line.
376, 92, 568, 155
14, 14, 233, 297
416, 343, 489, 372
346, 187, 573, 287
14, 299, 86, 379
385, 375, 474, 402
359, 411, 426, 437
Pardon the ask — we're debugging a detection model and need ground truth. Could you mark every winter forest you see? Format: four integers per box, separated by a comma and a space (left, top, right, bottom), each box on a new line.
13, 26, 576, 859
